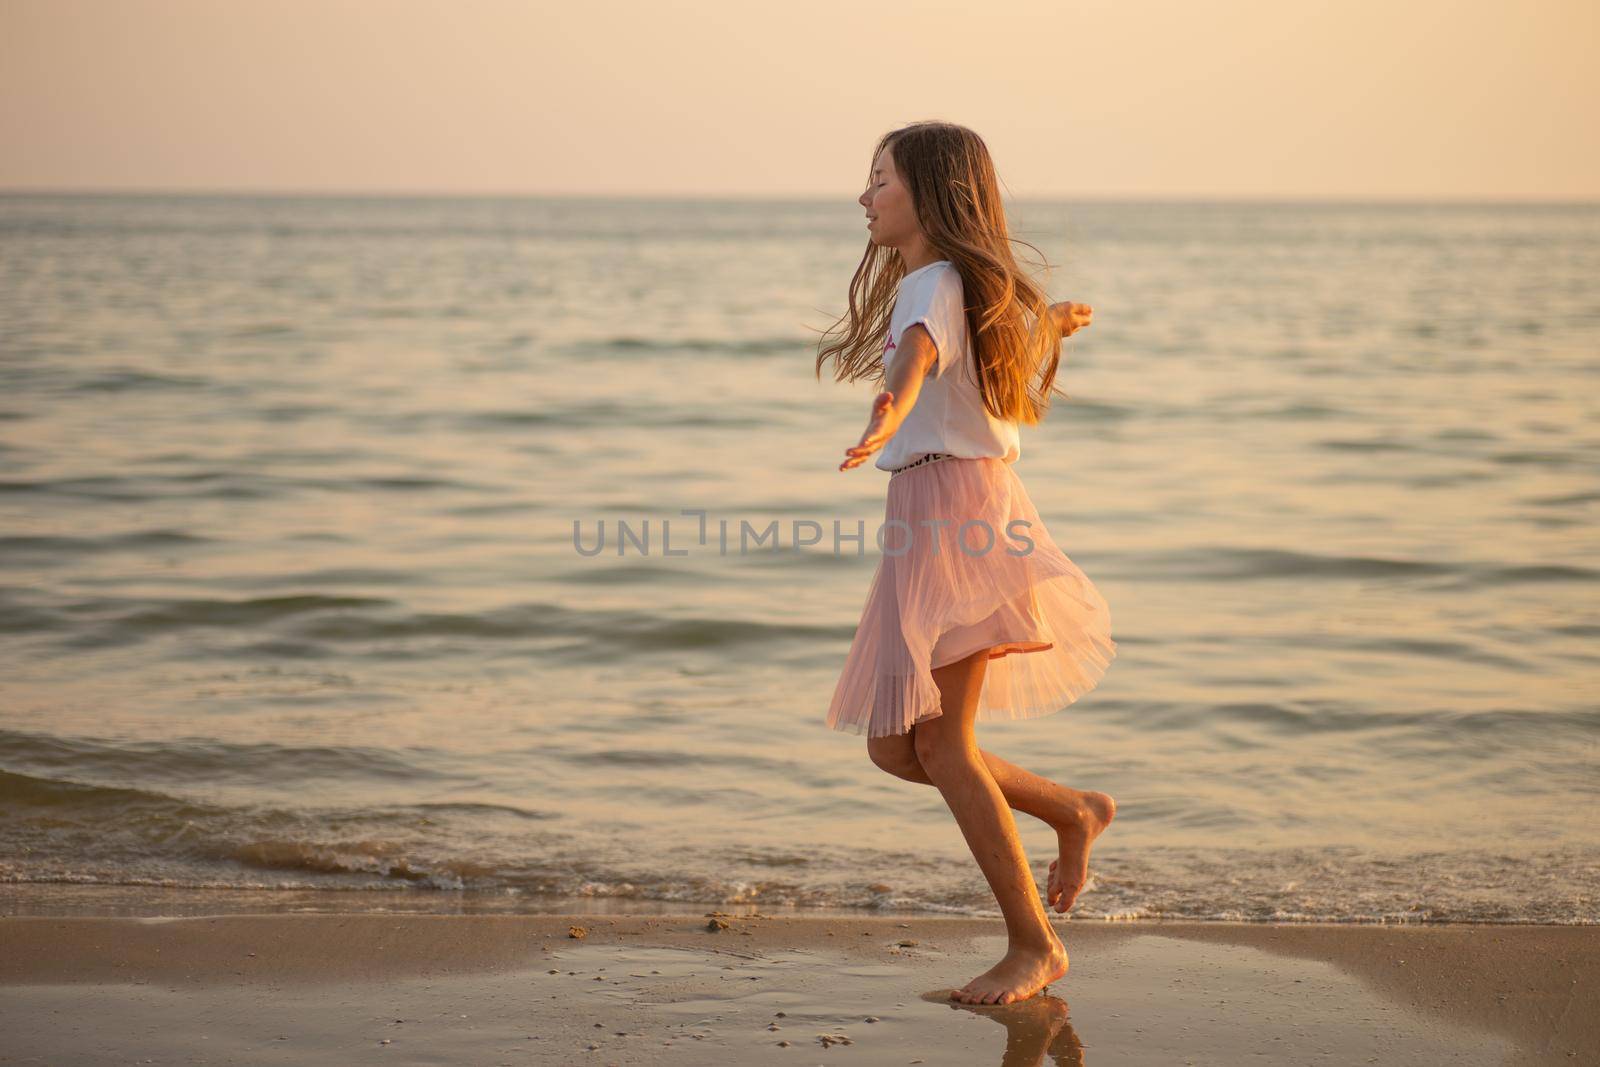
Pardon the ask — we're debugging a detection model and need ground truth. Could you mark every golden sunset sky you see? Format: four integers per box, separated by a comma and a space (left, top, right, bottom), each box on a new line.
1, 0, 1593, 199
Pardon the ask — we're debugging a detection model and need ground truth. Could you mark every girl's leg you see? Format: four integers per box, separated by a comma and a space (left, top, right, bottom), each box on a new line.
911, 647, 1069, 1005
866, 717, 1115, 915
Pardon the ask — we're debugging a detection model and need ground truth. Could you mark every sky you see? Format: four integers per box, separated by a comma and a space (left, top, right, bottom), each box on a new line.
1, 0, 1594, 200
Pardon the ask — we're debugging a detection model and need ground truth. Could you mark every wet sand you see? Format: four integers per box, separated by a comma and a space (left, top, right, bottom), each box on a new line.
0, 904, 1592, 1065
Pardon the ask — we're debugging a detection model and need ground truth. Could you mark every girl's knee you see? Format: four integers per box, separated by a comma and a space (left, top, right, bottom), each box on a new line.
867, 732, 920, 778
913, 716, 971, 768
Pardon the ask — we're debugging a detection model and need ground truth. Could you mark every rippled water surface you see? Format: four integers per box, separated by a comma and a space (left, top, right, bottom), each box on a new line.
2, 194, 1597, 923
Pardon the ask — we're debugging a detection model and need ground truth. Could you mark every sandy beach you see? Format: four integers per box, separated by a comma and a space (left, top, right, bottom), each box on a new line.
0, 893, 1592, 1066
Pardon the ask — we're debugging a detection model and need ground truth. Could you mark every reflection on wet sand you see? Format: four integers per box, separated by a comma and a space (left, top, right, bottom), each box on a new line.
913, 987, 1086, 1066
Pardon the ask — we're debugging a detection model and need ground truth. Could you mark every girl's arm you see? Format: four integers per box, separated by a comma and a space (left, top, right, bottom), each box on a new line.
838, 324, 940, 471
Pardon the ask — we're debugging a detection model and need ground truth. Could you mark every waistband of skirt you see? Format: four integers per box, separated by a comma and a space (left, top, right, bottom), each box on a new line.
888, 452, 958, 476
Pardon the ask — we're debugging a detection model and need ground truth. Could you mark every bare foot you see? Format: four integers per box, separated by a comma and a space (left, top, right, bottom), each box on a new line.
951, 932, 1069, 1005
1046, 790, 1115, 914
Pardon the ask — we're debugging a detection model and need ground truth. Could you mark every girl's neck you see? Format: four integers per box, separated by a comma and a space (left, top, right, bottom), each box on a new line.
899, 237, 942, 275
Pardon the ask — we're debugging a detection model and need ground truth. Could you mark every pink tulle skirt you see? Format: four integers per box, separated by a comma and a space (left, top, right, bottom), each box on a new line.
825, 455, 1117, 738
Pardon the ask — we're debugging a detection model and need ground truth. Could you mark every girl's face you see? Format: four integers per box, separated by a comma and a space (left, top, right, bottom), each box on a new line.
858, 147, 918, 248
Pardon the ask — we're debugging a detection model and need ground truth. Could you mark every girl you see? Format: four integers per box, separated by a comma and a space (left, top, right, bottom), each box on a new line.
815, 122, 1119, 1006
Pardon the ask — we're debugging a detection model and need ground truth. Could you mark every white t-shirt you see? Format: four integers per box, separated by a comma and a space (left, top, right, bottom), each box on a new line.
874, 260, 1022, 472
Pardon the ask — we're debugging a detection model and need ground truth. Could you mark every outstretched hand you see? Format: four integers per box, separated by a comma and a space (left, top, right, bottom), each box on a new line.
840, 391, 897, 471
1052, 301, 1094, 338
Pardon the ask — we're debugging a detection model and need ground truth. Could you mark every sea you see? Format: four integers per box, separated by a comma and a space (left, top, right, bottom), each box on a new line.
1, 193, 1596, 924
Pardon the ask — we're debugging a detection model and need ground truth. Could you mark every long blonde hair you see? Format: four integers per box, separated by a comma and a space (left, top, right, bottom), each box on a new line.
814, 121, 1068, 423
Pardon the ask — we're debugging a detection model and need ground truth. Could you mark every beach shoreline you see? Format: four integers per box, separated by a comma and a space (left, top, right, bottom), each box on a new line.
0, 887, 1591, 1065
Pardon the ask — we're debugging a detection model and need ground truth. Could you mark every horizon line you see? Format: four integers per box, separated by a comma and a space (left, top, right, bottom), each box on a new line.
1, 186, 1595, 206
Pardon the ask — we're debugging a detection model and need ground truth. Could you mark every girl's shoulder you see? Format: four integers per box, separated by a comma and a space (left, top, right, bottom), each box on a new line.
899, 261, 962, 303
